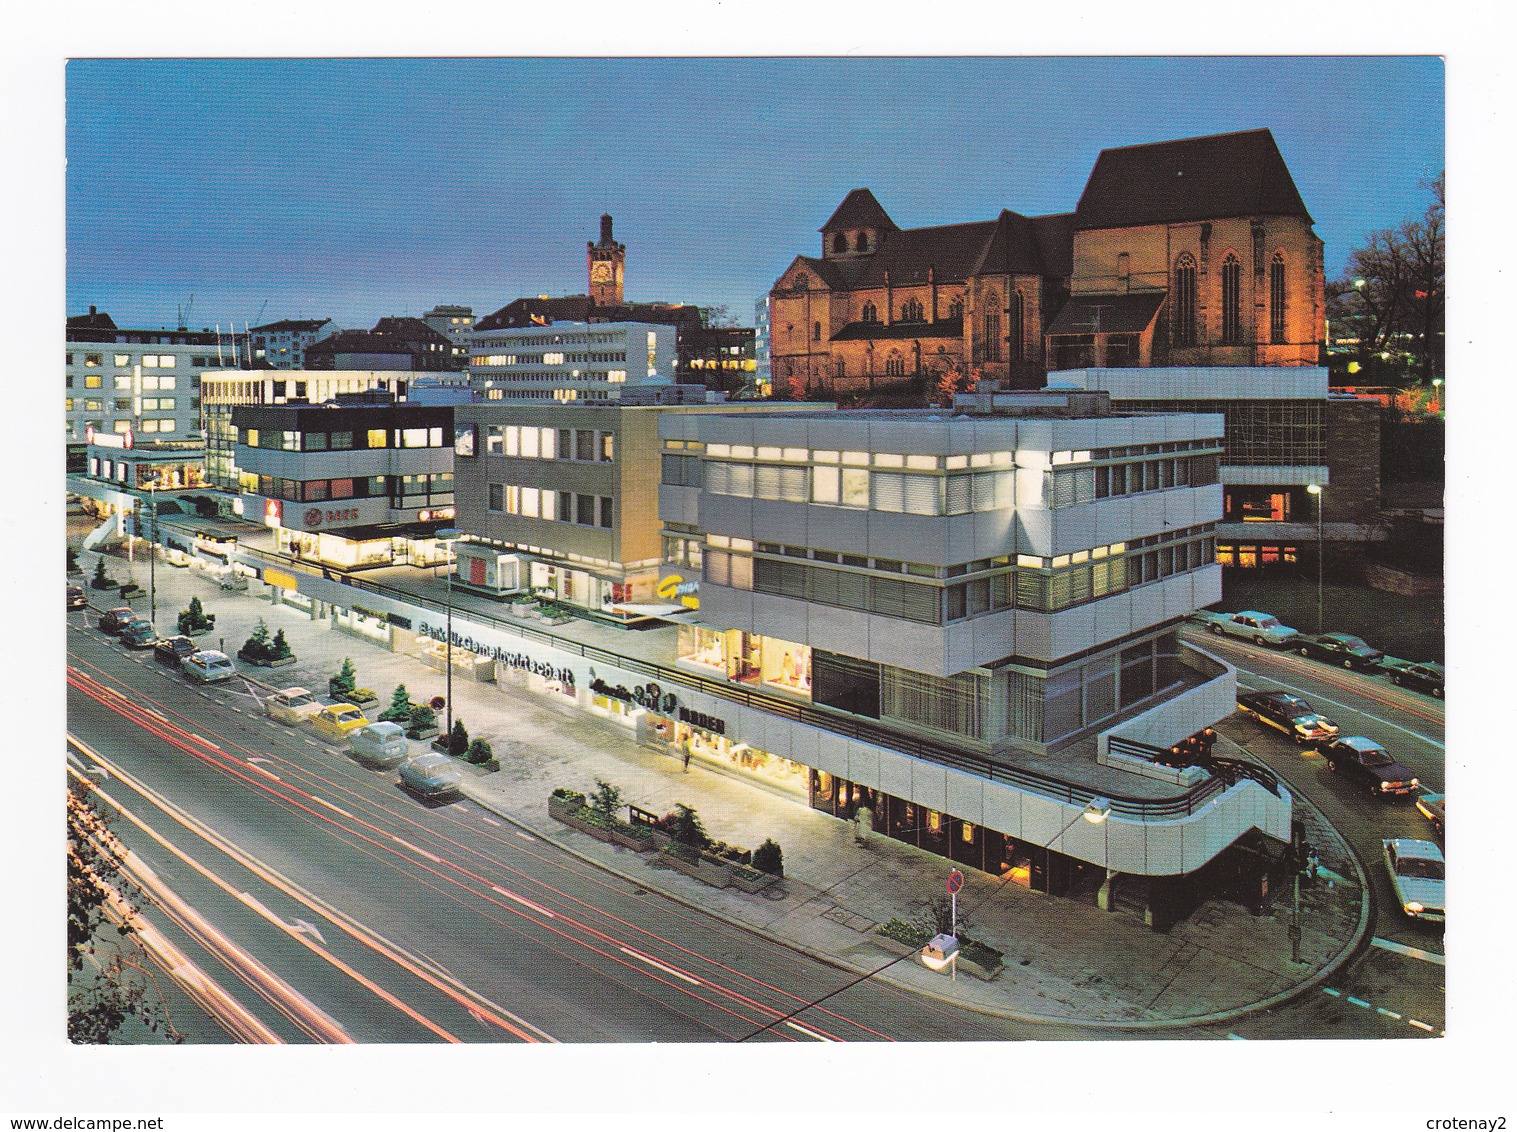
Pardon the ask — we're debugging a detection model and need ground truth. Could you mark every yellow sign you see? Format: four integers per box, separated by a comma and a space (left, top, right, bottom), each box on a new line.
264, 568, 298, 590
656, 573, 700, 609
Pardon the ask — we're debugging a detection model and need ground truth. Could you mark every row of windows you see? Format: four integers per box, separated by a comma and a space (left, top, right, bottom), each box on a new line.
486, 484, 614, 529
71, 416, 179, 435
474, 352, 629, 367
475, 332, 633, 349
710, 534, 1213, 622
483, 425, 614, 462
71, 353, 180, 369
68, 374, 179, 391
67, 397, 188, 414
1170, 250, 1290, 348
702, 460, 1018, 515
239, 473, 453, 503
242, 426, 447, 452
476, 369, 629, 383
1126, 400, 1324, 467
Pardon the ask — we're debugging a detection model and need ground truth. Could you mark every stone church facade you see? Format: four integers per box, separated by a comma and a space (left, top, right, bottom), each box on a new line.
770, 129, 1325, 398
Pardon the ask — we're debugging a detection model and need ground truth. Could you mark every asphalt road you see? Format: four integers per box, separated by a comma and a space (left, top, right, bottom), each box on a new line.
1182, 628, 1446, 1039
69, 615, 1175, 1044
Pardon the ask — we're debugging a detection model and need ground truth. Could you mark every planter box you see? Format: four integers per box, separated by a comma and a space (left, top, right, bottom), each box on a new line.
182, 626, 216, 638
659, 849, 731, 888
239, 654, 298, 668
729, 869, 779, 894
956, 956, 1002, 982
610, 828, 656, 853
548, 795, 586, 822
430, 739, 461, 756
509, 604, 536, 619
406, 726, 440, 741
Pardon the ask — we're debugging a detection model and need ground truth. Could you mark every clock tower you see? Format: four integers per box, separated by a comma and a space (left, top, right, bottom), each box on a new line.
587, 213, 625, 307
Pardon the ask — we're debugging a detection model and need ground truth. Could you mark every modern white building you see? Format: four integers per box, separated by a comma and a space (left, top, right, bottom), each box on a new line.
66, 308, 242, 449
1053, 366, 1383, 570
421, 305, 475, 368
656, 388, 1290, 917
199, 369, 415, 492
468, 320, 680, 403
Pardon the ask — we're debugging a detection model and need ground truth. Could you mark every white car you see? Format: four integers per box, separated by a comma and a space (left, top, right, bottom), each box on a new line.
181, 650, 237, 684
349, 721, 409, 767
1382, 838, 1445, 923
266, 687, 323, 725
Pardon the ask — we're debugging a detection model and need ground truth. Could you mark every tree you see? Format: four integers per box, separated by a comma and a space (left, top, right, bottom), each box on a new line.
784, 372, 807, 402
330, 657, 357, 698
240, 618, 273, 662
91, 556, 112, 590
381, 684, 414, 723
447, 718, 469, 757
270, 629, 292, 660
466, 738, 494, 766
404, 702, 436, 738
1327, 172, 1444, 384
589, 779, 624, 820
664, 803, 709, 850
68, 777, 182, 1043
912, 892, 973, 940
698, 304, 739, 329
752, 838, 784, 877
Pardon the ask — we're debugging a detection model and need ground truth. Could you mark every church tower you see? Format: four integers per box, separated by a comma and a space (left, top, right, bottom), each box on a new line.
587, 214, 626, 307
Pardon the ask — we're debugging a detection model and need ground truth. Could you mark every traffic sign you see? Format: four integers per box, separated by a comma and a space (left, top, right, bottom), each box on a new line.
946, 868, 964, 895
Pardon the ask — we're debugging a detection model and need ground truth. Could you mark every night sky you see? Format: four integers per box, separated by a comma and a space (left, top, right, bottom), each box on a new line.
64, 57, 1443, 333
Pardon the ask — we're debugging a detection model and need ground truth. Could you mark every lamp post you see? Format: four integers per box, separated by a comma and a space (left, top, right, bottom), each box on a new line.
435, 528, 462, 753
1306, 483, 1324, 634
1431, 377, 1444, 415
146, 482, 157, 625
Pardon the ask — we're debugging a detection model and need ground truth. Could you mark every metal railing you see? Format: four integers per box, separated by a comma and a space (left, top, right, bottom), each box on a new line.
236, 545, 1239, 820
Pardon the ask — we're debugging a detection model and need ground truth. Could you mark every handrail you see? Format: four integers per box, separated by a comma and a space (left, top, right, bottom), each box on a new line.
235, 545, 1239, 819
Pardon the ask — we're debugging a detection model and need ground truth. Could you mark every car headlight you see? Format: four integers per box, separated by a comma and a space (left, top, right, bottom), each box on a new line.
1410, 778, 1419, 788
1404, 902, 1424, 915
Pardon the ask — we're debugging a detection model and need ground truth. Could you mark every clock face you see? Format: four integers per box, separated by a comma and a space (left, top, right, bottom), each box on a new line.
591, 261, 612, 284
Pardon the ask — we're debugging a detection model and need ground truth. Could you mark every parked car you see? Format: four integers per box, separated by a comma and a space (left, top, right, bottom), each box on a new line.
1293, 632, 1385, 671
1382, 838, 1445, 923
1189, 610, 1300, 647
154, 634, 199, 667
1320, 736, 1419, 799
1415, 792, 1446, 838
181, 649, 237, 684
1236, 689, 1340, 745
397, 752, 463, 799
98, 606, 139, 634
1378, 657, 1445, 699
266, 687, 323, 726
67, 585, 88, 610
311, 703, 369, 741
349, 721, 409, 768
119, 619, 160, 649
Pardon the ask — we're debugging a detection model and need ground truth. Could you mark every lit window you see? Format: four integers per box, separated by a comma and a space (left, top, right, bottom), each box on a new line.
367, 429, 387, 449
142, 355, 159, 368
402, 428, 429, 448
113, 354, 130, 367
85, 375, 102, 389
114, 375, 132, 390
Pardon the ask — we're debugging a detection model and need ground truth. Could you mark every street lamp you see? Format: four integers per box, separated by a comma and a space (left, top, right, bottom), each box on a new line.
146, 481, 157, 625
435, 528, 462, 753
1306, 484, 1324, 634
1431, 377, 1444, 414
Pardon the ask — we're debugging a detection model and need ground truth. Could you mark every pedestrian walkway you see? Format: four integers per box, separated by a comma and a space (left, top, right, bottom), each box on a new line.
71, 531, 1372, 1029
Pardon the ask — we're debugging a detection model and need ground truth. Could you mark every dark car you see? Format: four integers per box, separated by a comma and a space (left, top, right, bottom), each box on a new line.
1237, 689, 1340, 745
1415, 792, 1446, 839
154, 635, 199, 667
98, 606, 139, 634
1294, 632, 1385, 671
1380, 658, 1445, 699
67, 585, 88, 610
1320, 736, 1420, 799
119, 619, 159, 649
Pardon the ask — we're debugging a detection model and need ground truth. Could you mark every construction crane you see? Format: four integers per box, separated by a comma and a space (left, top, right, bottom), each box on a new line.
176, 293, 194, 331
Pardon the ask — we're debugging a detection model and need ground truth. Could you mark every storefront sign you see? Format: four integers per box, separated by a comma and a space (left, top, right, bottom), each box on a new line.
264, 567, 298, 590
656, 573, 700, 609
590, 678, 676, 714
416, 621, 577, 688
678, 706, 725, 736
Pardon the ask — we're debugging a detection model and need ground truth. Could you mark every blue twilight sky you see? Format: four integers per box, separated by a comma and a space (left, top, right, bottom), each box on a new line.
65, 56, 1444, 333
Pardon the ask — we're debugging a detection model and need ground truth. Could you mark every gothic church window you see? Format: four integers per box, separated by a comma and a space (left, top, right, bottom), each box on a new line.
833, 233, 847, 254
855, 232, 869, 252
884, 352, 905, 377
1270, 252, 1287, 344
1172, 254, 1197, 347
862, 301, 878, 323
1221, 254, 1242, 345
901, 298, 923, 322
1010, 291, 1025, 361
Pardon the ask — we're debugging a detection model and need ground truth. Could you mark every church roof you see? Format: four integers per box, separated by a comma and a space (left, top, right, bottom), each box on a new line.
1074, 128, 1313, 230
820, 188, 899, 233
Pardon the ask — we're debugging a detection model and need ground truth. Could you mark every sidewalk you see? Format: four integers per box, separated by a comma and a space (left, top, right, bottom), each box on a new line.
74, 534, 1372, 1029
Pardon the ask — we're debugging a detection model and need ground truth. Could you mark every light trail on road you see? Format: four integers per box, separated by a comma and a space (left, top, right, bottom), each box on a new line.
66, 659, 905, 1040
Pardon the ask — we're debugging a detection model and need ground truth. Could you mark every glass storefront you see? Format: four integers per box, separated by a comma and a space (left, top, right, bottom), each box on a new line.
676, 625, 812, 699
644, 715, 806, 796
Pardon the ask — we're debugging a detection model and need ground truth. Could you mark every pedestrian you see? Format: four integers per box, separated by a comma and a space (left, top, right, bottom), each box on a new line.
682, 747, 692, 773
